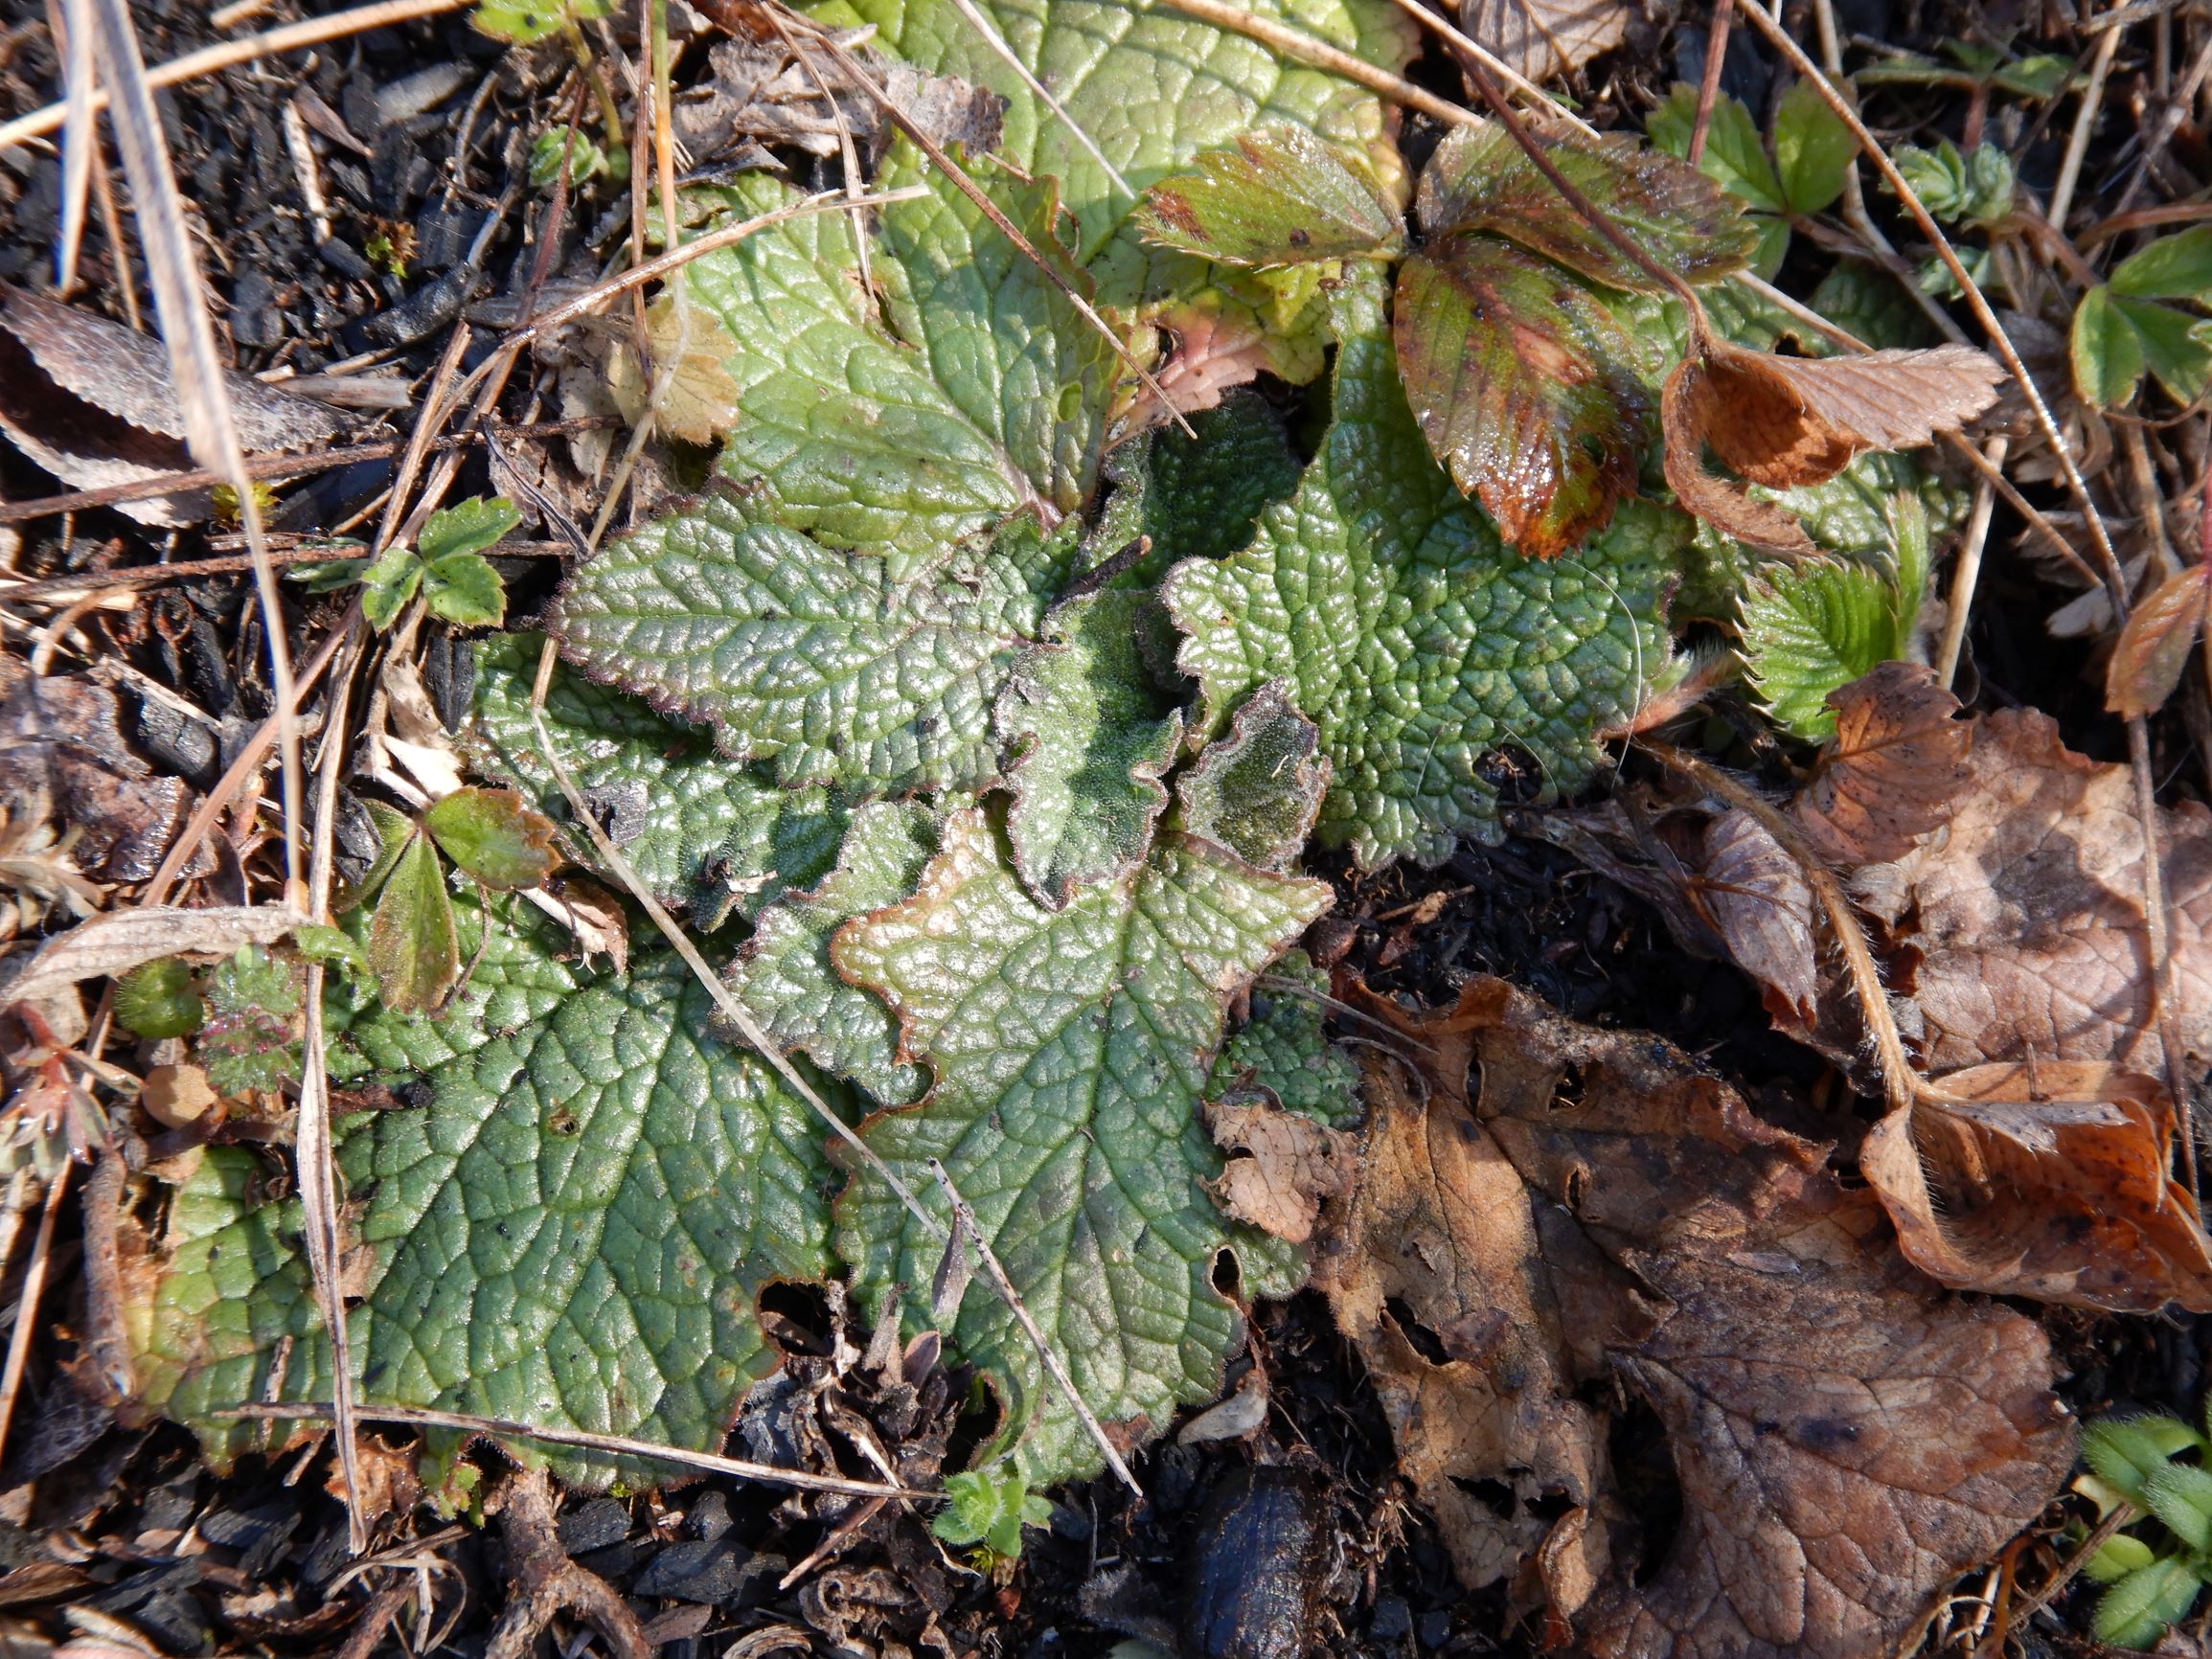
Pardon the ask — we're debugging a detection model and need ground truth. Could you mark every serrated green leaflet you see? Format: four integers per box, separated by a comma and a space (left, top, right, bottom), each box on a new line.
1135, 125, 1402, 267
2075, 285, 2147, 408
724, 801, 942, 1107
1209, 949, 1357, 1127
467, 632, 845, 925
1165, 267, 1676, 870
135, 952, 841, 1485
815, 0, 1416, 263
1645, 83, 1786, 215
997, 590, 1184, 907
555, 492, 1083, 799
1176, 680, 1328, 872
834, 807, 1329, 1484
680, 142, 1109, 578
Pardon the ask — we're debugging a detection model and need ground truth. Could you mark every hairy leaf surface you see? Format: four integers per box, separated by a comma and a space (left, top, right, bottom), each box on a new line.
555, 491, 1083, 798
1165, 267, 1676, 869
834, 807, 1330, 1484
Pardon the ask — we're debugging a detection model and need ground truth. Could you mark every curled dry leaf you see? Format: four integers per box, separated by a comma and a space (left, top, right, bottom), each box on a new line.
1204, 1091, 1356, 1245
0, 904, 308, 1010
1698, 807, 1817, 1026
1857, 706, 2212, 1071
1790, 660, 1972, 865
1315, 977, 2071, 1656
2106, 559, 2212, 721
1459, 0, 1628, 82
1663, 327, 2002, 555
1860, 1062, 2212, 1312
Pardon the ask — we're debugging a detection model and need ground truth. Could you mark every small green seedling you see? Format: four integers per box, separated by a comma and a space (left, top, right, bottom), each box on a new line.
345, 788, 560, 1013
115, 958, 204, 1040
1889, 140, 2015, 230
2071, 226, 2212, 410
530, 125, 617, 190
197, 945, 304, 1095
2077, 1404, 2212, 1647
296, 497, 519, 630
931, 1466, 1056, 1571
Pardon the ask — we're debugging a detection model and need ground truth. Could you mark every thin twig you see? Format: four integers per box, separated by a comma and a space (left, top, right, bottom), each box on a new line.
0, 0, 473, 150
1686, 0, 1732, 169
1378, 0, 1585, 132
0, 1169, 67, 1473
942, 0, 1135, 195
927, 1158, 1142, 1496
1936, 435, 2007, 690
219, 1401, 920, 1497
1991, 1503, 2135, 1640
2048, 14, 2122, 234
1144, 0, 1480, 131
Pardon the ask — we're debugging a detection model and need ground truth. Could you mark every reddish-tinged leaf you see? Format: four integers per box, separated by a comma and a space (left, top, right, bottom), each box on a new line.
2107, 561, 2212, 720
1136, 126, 1405, 268
1660, 353, 1817, 556
1394, 237, 1652, 557
1417, 121, 1758, 293
1791, 661, 1972, 864
421, 786, 562, 891
1861, 1063, 2212, 1312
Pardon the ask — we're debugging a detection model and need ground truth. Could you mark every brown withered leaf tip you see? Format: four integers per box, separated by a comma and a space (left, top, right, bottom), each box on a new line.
1855, 704, 2212, 1074
1790, 660, 1973, 866
1663, 323, 2003, 555
2106, 559, 2212, 722
1314, 977, 2072, 1659
1862, 1061, 2212, 1313
1203, 1091, 1356, 1245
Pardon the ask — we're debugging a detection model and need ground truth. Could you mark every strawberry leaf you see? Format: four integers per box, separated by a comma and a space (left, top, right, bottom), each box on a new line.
1135, 126, 1403, 266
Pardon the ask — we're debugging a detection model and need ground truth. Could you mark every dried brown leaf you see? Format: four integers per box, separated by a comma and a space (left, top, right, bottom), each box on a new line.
0, 674, 202, 882
1790, 661, 1972, 865
2107, 560, 2212, 721
1459, 0, 1628, 81
1662, 330, 2001, 551
1698, 807, 1817, 1025
0, 904, 305, 1011
1857, 706, 2212, 1071
1861, 1062, 2212, 1312
1318, 978, 2071, 1654
1204, 1091, 1356, 1245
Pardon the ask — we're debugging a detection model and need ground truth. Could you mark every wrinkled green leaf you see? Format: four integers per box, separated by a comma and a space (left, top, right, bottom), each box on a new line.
420, 497, 523, 563
1165, 267, 1676, 869
1136, 125, 1402, 266
135, 953, 840, 1486
2095, 1556, 2204, 1648
1393, 235, 1653, 557
1743, 560, 1912, 741
1646, 82, 1786, 214
1772, 79, 1855, 215
1176, 680, 1329, 872
199, 946, 300, 1096
681, 144, 1110, 578
723, 801, 941, 1106
1806, 261, 1938, 351
997, 590, 1184, 907
555, 491, 1083, 799
422, 786, 560, 891
2112, 225, 2212, 304
368, 830, 461, 1015
1417, 120, 1758, 292
422, 552, 507, 628
1091, 391, 1303, 588
1208, 948, 1357, 1127
467, 633, 845, 925
2074, 285, 2147, 408
818, 0, 1417, 262
836, 807, 1330, 1484
361, 547, 424, 632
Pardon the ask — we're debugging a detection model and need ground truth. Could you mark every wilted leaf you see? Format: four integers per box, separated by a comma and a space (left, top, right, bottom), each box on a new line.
996, 590, 1184, 907
1860, 1061, 2212, 1311
1698, 807, 1817, 1027
724, 801, 940, 1105
1166, 266, 1676, 869
1458, 0, 1628, 85
421, 786, 560, 891
0, 904, 305, 1009
2107, 560, 2212, 720
1856, 705, 2212, 1071
835, 807, 1330, 1484
2073, 285, 2148, 408
606, 289, 743, 445
0, 674, 201, 887
132, 951, 837, 1484
1177, 681, 1330, 873
467, 633, 847, 924
1772, 79, 1855, 216
555, 489, 1083, 798
1136, 126, 1402, 267
1393, 235, 1653, 557
680, 143, 1111, 577
1205, 1091, 1355, 1244
1417, 122, 1757, 293
1319, 977, 2074, 1654
1790, 660, 1971, 864
366, 828, 461, 1015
